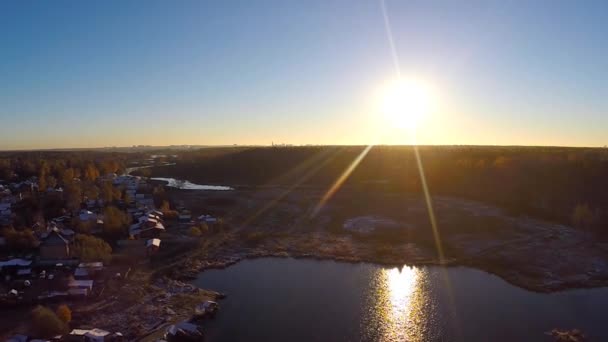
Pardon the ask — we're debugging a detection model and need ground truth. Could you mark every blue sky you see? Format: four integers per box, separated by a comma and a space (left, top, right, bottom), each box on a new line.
1, 0, 607, 149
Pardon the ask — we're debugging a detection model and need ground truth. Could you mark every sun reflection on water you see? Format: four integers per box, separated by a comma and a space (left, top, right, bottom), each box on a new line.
365, 266, 428, 341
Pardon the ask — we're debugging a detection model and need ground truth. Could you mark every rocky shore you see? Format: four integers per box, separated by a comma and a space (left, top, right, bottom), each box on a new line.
167, 232, 608, 294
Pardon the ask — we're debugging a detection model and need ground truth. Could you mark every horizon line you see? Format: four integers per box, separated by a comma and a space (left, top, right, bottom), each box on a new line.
1, 143, 607, 153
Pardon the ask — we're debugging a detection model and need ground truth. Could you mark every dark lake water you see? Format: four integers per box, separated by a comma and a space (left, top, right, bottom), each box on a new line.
194, 258, 608, 342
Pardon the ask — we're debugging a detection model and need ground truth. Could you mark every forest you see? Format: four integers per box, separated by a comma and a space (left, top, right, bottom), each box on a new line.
149, 145, 608, 232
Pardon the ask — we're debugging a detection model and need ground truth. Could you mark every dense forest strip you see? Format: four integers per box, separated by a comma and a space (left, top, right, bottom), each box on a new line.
147, 146, 608, 232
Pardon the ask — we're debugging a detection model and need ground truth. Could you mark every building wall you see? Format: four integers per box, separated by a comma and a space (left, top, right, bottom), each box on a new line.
40, 244, 70, 259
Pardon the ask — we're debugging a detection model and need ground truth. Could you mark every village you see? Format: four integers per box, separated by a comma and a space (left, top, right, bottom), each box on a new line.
0, 159, 223, 342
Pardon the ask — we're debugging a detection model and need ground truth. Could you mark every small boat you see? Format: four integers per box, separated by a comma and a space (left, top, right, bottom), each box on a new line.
194, 300, 219, 317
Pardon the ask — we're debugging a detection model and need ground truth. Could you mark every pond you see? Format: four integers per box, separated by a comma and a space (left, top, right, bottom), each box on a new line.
151, 177, 233, 191
194, 258, 608, 341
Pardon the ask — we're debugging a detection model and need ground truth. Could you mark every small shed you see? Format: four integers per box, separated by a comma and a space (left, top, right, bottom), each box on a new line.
85, 328, 111, 342
146, 238, 161, 255
68, 279, 94, 292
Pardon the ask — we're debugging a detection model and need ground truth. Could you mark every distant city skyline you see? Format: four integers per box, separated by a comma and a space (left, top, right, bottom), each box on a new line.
1, 0, 607, 149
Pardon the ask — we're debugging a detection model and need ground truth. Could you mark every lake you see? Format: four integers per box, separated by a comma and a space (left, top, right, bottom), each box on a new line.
194, 258, 608, 341
151, 177, 233, 191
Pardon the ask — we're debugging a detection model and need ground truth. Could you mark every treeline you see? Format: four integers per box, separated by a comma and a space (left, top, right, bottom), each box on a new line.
0, 151, 131, 183
0, 151, 133, 227
151, 146, 608, 232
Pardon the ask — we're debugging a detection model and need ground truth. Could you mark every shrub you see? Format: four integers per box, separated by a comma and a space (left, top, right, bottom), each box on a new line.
198, 222, 209, 234
189, 226, 202, 237
72, 234, 112, 263
72, 219, 94, 234
243, 231, 267, 246
31, 306, 66, 338
572, 203, 598, 230
164, 210, 179, 220
56, 304, 71, 324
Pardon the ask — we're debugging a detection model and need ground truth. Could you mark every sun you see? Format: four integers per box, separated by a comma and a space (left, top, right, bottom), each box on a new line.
378, 78, 434, 130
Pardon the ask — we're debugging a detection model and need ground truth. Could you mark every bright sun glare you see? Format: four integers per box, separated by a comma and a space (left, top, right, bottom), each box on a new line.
378, 78, 434, 131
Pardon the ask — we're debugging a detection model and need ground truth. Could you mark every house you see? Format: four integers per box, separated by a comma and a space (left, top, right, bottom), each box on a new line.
68, 279, 94, 296
7, 334, 29, 342
0, 202, 11, 218
0, 258, 32, 276
105, 173, 118, 180
125, 189, 136, 202
197, 214, 217, 225
150, 209, 164, 217
68, 288, 89, 297
13, 180, 37, 193
138, 215, 159, 226
16, 268, 32, 277
39, 228, 72, 260
78, 261, 104, 271
67, 328, 123, 342
134, 194, 154, 207
85, 328, 111, 342
146, 238, 161, 255
86, 199, 103, 209
129, 222, 164, 239
79, 210, 97, 222
52, 215, 72, 224
136, 211, 164, 228
47, 186, 63, 193
75, 262, 104, 279
178, 210, 192, 222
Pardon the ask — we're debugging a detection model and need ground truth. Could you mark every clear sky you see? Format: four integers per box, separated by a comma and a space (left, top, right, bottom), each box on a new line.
1, 0, 607, 149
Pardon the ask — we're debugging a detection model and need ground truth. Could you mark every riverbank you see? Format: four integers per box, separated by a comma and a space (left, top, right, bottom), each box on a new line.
164, 229, 608, 294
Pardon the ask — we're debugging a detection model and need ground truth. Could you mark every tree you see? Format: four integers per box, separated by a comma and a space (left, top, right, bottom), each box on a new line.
0, 158, 12, 180
38, 160, 50, 191
124, 192, 132, 205
56, 304, 72, 324
83, 183, 100, 200
38, 176, 47, 192
100, 159, 119, 175
160, 200, 173, 213
61, 168, 75, 185
84, 163, 100, 182
72, 219, 94, 234
31, 306, 66, 338
103, 205, 130, 237
152, 186, 167, 207
72, 234, 112, 263
100, 181, 114, 203
140, 168, 152, 177
159, 200, 178, 219
100, 181, 122, 203
3, 228, 38, 252
46, 175, 58, 189
64, 182, 83, 213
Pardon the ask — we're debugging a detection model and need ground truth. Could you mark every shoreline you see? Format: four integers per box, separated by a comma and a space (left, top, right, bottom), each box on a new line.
169, 240, 608, 294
